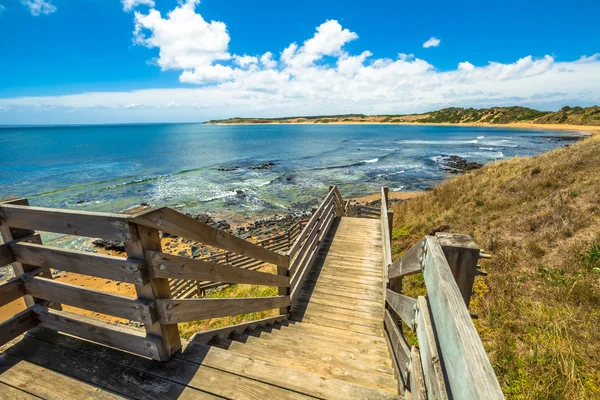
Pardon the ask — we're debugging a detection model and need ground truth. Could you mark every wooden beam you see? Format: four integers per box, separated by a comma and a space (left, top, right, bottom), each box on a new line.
132, 207, 288, 266
435, 232, 480, 308
22, 275, 154, 324
0, 275, 26, 307
388, 239, 424, 279
10, 242, 147, 285
0, 307, 37, 347
147, 251, 290, 287
288, 190, 335, 257
384, 308, 411, 383
156, 296, 290, 324
0, 242, 15, 267
190, 315, 287, 344
410, 346, 427, 400
0, 204, 133, 241
416, 296, 449, 400
422, 237, 504, 399
386, 289, 417, 330
32, 305, 164, 360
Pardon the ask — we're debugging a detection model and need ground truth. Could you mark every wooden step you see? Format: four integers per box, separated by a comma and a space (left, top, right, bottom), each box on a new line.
208, 335, 398, 392
292, 302, 383, 323
289, 314, 383, 337
302, 285, 383, 302
296, 292, 383, 312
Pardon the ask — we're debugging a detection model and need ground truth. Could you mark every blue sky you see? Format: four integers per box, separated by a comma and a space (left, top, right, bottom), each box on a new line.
0, 0, 599, 124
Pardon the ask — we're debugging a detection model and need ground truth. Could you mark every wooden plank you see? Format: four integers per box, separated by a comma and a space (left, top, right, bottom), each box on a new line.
0, 308, 37, 346
0, 351, 126, 400
422, 237, 503, 399
10, 242, 146, 285
27, 328, 313, 400
416, 296, 448, 400
0, 242, 15, 267
178, 341, 399, 400
22, 276, 154, 324
410, 346, 427, 400
190, 315, 287, 344
132, 207, 288, 266
32, 305, 163, 360
4, 333, 215, 400
124, 223, 182, 361
288, 190, 335, 257
0, 381, 42, 400
289, 314, 382, 337
384, 308, 410, 383
148, 251, 289, 287
389, 239, 424, 279
386, 289, 417, 330
0, 275, 27, 307
157, 296, 290, 324
0, 204, 133, 241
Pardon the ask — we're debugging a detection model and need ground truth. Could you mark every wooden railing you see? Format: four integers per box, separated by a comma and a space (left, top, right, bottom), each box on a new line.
0, 198, 291, 361
0, 188, 343, 362
379, 188, 504, 399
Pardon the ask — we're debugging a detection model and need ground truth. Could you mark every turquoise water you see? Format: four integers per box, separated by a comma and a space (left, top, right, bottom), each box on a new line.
0, 123, 577, 222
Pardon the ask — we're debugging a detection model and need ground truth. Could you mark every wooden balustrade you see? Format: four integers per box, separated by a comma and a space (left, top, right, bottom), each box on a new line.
379, 189, 504, 399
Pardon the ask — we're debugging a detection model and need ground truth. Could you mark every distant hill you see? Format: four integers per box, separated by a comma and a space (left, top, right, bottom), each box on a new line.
205, 106, 600, 126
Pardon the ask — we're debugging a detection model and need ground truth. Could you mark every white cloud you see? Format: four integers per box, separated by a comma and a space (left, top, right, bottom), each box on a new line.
21, 0, 55, 16
576, 53, 600, 64
122, 0, 154, 12
423, 37, 441, 48
1, 5, 599, 124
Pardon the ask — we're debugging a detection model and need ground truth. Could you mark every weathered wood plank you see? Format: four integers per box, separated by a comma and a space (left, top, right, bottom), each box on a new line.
157, 296, 290, 324
410, 346, 427, 400
132, 207, 288, 266
10, 242, 146, 284
386, 289, 417, 330
416, 296, 449, 400
22, 276, 154, 324
148, 251, 289, 287
388, 239, 424, 279
288, 190, 335, 258
422, 236, 503, 399
32, 305, 163, 360
0, 204, 133, 241
384, 308, 410, 383
0, 381, 42, 400
0, 242, 15, 267
0, 308, 37, 347
190, 315, 287, 344
0, 276, 26, 307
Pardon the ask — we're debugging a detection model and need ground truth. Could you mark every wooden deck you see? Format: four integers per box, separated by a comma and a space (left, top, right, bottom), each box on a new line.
0, 217, 398, 399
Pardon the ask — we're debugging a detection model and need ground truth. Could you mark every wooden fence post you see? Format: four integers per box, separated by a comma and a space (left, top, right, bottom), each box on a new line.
125, 221, 182, 361
0, 198, 61, 310
434, 233, 480, 308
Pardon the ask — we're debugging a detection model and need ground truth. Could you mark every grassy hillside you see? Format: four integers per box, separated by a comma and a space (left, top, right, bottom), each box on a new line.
391, 134, 600, 399
206, 105, 600, 126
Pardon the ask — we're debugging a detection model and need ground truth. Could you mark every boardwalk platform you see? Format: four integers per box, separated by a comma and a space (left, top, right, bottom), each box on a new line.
0, 217, 397, 399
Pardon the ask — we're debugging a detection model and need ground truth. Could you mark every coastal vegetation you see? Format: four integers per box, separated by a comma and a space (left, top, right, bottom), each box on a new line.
206, 105, 600, 126
391, 133, 600, 399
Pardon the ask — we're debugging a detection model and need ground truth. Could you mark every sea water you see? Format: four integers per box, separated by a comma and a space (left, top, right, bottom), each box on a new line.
0, 123, 576, 222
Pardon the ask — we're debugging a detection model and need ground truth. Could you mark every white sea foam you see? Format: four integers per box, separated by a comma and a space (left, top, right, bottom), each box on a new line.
456, 151, 504, 159
478, 147, 495, 150
477, 136, 485, 139
363, 158, 379, 163
398, 139, 479, 145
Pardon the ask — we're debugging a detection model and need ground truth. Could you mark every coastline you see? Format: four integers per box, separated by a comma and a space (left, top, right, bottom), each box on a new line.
210, 121, 600, 135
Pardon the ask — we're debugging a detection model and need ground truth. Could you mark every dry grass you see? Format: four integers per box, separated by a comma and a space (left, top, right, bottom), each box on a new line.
392, 135, 600, 399
178, 264, 279, 340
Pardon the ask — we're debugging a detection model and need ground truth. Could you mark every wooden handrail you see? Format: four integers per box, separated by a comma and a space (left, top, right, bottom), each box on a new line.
288, 189, 336, 258
132, 207, 288, 267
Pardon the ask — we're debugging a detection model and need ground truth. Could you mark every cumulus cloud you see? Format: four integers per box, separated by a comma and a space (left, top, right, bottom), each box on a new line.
21, 0, 55, 16
122, 0, 154, 12
423, 37, 440, 48
576, 53, 600, 64
1, 2, 599, 124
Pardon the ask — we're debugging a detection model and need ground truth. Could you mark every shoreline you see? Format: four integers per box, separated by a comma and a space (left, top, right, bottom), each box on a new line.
209, 121, 600, 135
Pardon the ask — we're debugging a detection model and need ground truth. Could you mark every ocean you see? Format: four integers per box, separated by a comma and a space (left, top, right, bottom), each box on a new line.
0, 123, 577, 223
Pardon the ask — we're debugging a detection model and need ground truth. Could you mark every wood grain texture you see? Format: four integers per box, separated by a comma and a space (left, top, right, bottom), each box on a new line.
410, 346, 427, 400
288, 189, 335, 258
33, 305, 163, 360
0, 204, 132, 241
386, 289, 417, 330
132, 207, 288, 266
0, 308, 37, 347
0, 242, 15, 267
388, 239, 424, 279
22, 275, 154, 324
0, 276, 26, 307
157, 296, 290, 324
148, 250, 289, 287
384, 309, 410, 383
422, 236, 504, 399
11, 242, 146, 284
190, 315, 287, 344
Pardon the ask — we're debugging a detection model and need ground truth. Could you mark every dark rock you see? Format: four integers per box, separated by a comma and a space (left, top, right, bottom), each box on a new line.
75, 200, 86, 204
92, 239, 125, 252
217, 166, 240, 171
178, 250, 188, 257
195, 213, 213, 224
439, 155, 483, 173
248, 162, 275, 170
428, 224, 450, 236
